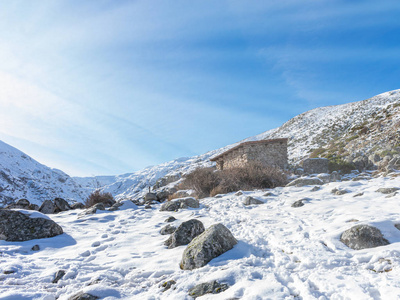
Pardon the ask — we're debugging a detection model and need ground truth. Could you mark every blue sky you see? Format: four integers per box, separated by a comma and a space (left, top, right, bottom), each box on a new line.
0, 0, 399, 176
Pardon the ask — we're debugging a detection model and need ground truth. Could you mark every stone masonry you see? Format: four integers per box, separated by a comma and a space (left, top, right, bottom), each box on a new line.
210, 138, 288, 170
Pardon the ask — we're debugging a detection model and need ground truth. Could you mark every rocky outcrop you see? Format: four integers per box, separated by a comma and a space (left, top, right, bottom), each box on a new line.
160, 197, 199, 212
0, 210, 63, 241
188, 280, 229, 298
291, 200, 304, 207
165, 219, 205, 249
54, 198, 71, 212
180, 223, 237, 270
68, 292, 99, 300
303, 158, 329, 174
376, 187, 399, 194
340, 225, 389, 250
286, 177, 324, 187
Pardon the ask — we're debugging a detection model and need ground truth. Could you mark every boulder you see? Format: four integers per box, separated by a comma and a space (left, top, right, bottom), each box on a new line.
165, 216, 177, 223
52, 270, 66, 284
39, 200, 56, 214
286, 177, 324, 187
0, 210, 63, 241
68, 292, 99, 300
180, 223, 237, 270
188, 280, 229, 299
340, 225, 389, 250
29, 204, 39, 211
376, 187, 399, 194
71, 202, 85, 210
303, 158, 329, 174
165, 219, 205, 249
243, 196, 264, 206
80, 203, 105, 216
54, 198, 71, 212
160, 224, 176, 235
156, 191, 169, 202
291, 200, 304, 207
16, 198, 30, 207
160, 197, 199, 212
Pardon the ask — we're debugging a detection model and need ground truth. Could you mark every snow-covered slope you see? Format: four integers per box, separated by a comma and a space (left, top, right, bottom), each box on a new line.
1, 173, 400, 299
89, 89, 400, 200
0, 141, 89, 207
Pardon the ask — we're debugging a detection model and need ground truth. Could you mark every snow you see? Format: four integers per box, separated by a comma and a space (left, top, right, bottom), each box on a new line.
1, 173, 400, 299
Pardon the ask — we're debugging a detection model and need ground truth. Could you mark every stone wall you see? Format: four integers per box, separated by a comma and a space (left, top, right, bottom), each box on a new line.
214, 140, 288, 170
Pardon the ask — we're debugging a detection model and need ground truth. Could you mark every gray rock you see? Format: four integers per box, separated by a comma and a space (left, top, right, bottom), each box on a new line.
291, 200, 304, 207
353, 192, 364, 197
71, 202, 85, 210
165, 219, 205, 249
16, 199, 30, 207
0, 210, 63, 241
188, 280, 229, 299
330, 171, 341, 182
39, 200, 56, 214
395, 223, 400, 231
310, 186, 320, 192
145, 204, 152, 209
68, 292, 99, 300
160, 224, 176, 235
317, 173, 331, 183
160, 197, 199, 212
263, 191, 274, 197
31, 244, 40, 251
335, 189, 348, 195
165, 216, 177, 223
376, 187, 399, 194
180, 223, 238, 270
161, 280, 176, 292
294, 167, 304, 175
54, 198, 71, 212
340, 225, 389, 250
80, 203, 105, 216
160, 201, 181, 212
243, 196, 264, 206
29, 204, 39, 211
303, 158, 329, 174
385, 192, 398, 198
235, 191, 243, 196
156, 191, 169, 202
52, 270, 66, 283
286, 177, 324, 187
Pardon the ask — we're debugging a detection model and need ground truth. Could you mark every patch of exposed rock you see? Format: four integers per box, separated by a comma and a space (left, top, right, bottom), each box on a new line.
160, 197, 199, 212
286, 177, 324, 187
160, 224, 176, 235
180, 223, 237, 270
188, 280, 229, 298
243, 196, 264, 206
0, 210, 63, 241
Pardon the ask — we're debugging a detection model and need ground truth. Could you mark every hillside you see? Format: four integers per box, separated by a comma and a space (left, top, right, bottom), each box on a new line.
94, 89, 400, 201
0, 141, 89, 207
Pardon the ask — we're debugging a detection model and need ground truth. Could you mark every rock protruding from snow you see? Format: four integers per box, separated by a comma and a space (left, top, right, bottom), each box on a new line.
243, 196, 264, 206
188, 280, 229, 298
54, 198, 71, 212
303, 158, 329, 174
52, 270, 66, 284
376, 187, 399, 194
165, 216, 177, 223
68, 292, 99, 300
160, 224, 176, 235
0, 210, 63, 241
180, 223, 237, 270
79, 203, 105, 216
165, 219, 205, 249
340, 225, 390, 250
39, 200, 57, 214
160, 197, 199, 212
291, 200, 305, 207
286, 177, 324, 187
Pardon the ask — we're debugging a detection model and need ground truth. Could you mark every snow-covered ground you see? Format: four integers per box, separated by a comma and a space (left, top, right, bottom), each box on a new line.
1, 174, 400, 299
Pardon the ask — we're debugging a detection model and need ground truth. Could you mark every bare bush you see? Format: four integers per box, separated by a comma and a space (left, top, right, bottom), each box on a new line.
181, 163, 288, 198
84, 190, 115, 208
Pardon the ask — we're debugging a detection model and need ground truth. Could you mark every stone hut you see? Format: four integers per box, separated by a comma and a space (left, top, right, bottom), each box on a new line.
210, 138, 288, 170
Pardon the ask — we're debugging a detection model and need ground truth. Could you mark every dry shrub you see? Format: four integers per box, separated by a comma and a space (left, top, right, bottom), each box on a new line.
84, 190, 115, 208
181, 163, 288, 198
180, 167, 220, 199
